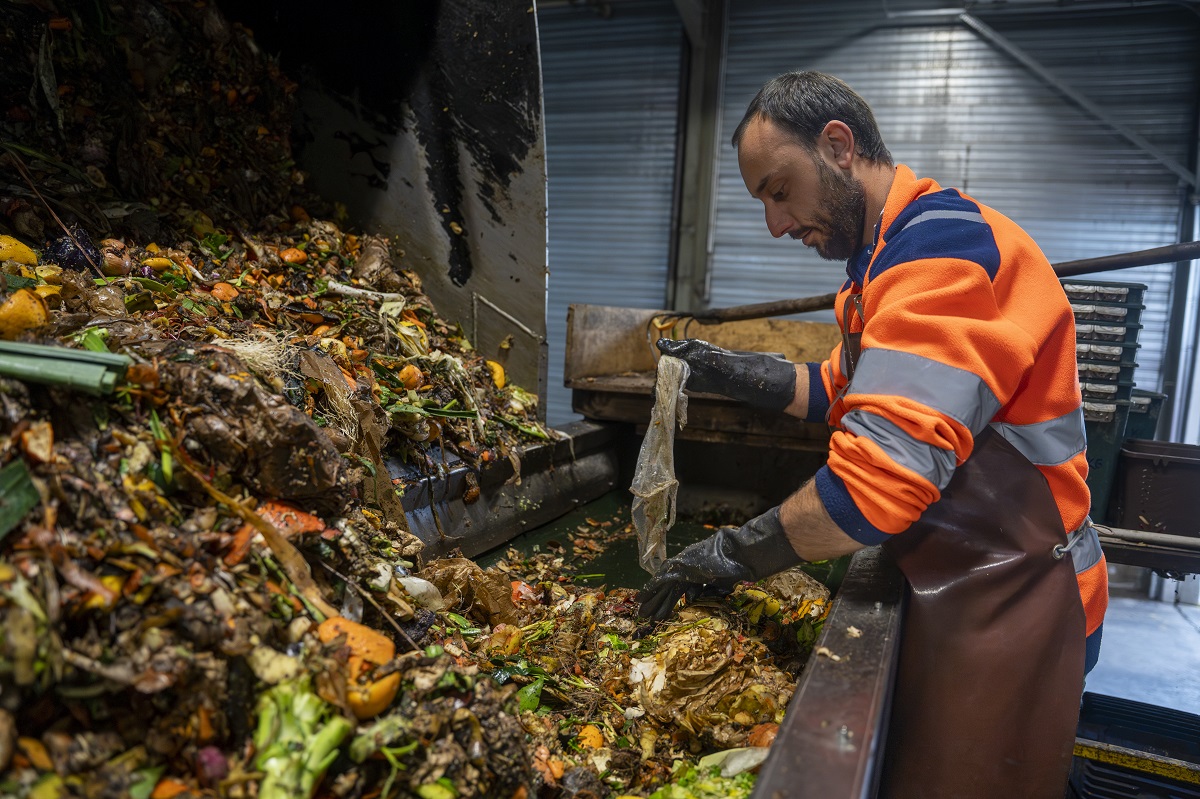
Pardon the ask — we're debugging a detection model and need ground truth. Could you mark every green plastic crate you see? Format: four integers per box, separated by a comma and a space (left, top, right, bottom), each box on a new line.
1124, 390, 1166, 441
1084, 406, 1131, 525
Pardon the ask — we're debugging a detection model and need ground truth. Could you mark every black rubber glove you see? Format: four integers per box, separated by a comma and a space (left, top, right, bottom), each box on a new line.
656, 338, 797, 412
638, 507, 803, 621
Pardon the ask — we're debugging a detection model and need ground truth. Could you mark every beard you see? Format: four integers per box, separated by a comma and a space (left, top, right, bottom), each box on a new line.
811, 157, 867, 261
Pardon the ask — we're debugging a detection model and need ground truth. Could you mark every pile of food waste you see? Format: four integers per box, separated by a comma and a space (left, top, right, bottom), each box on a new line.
0, 320, 832, 799
0, 218, 545, 798
1, 0, 324, 242
0, 388, 833, 799
0, 1, 837, 796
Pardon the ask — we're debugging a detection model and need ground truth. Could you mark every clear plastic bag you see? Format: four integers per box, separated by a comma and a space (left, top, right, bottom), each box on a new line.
631, 355, 690, 575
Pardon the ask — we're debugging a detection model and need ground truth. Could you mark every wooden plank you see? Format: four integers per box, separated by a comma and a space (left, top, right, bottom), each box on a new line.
564, 303, 842, 384
572, 388, 831, 448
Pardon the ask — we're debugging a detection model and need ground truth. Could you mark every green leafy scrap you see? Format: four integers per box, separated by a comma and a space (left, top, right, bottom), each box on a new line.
647, 766, 756, 799
0, 460, 39, 542
516, 677, 545, 712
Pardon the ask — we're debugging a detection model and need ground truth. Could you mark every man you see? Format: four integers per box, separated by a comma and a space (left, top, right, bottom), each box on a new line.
639, 72, 1108, 797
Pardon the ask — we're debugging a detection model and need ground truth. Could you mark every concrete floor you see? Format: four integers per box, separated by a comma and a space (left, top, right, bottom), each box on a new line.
1084, 583, 1200, 716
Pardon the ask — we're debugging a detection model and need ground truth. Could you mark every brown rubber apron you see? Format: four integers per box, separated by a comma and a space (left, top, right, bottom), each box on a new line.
835, 292, 1087, 798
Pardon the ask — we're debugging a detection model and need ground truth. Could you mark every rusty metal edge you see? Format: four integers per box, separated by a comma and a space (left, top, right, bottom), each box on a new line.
753, 547, 905, 799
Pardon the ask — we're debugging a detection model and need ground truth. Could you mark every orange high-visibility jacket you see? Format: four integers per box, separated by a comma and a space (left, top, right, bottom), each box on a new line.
806, 165, 1107, 635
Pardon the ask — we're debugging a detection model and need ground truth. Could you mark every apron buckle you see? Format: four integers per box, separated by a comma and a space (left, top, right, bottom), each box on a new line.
1052, 518, 1092, 560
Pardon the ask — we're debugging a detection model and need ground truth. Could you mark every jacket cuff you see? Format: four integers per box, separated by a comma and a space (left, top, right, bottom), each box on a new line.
815, 465, 890, 546
805, 362, 830, 422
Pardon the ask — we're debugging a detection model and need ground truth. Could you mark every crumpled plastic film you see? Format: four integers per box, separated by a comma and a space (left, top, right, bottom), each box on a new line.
631, 355, 691, 575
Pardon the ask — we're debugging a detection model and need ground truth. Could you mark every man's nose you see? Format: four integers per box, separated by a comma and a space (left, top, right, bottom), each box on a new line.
765, 204, 793, 238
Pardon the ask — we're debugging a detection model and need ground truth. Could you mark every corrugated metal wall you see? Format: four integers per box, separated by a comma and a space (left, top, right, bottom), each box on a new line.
538, 0, 684, 425
709, 1, 1198, 392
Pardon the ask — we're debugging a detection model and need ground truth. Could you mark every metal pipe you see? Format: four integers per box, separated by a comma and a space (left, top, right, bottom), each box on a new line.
692, 240, 1200, 324
664, 23, 691, 310
692, 292, 838, 324
1096, 526, 1200, 552
1053, 239, 1200, 277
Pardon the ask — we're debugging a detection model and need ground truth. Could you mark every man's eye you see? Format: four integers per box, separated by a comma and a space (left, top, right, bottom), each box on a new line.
772, 190, 786, 202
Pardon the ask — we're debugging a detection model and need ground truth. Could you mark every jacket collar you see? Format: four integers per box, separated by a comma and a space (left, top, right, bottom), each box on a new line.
845, 164, 943, 286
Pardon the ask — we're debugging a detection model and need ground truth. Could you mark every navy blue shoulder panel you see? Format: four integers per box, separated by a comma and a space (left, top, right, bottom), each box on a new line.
872, 189, 1001, 282
845, 247, 872, 285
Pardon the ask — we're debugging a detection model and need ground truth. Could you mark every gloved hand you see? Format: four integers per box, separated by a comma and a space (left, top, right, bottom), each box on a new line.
656, 338, 796, 412
638, 507, 802, 621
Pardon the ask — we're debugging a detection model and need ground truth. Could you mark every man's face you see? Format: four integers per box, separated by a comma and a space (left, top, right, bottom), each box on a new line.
737, 116, 867, 261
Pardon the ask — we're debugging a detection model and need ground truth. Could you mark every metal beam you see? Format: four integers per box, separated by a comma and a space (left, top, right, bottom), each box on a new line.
1164, 97, 1200, 439
1159, 205, 1196, 438
958, 13, 1197, 188
668, 0, 727, 312
672, 0, 704, 46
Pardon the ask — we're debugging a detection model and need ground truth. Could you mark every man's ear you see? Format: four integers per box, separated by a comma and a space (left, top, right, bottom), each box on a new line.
821, 120, 855, 168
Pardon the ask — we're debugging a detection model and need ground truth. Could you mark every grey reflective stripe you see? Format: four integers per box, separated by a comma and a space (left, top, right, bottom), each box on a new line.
990, 408, 1087, 467
1071, 523, 1104, 574
842, 409, 958, 489
847, 348, 1001, 434
901, 209, 987, 231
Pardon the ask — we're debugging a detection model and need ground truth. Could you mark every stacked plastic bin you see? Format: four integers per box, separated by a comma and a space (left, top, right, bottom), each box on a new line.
1124, 388, 1167, 441
1064, 279, 1147, 523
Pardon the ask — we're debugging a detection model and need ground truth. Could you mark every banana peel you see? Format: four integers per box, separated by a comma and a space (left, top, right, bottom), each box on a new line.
486, 359, 506, 389
141, 256, 175, 273
735, 588, 782, 625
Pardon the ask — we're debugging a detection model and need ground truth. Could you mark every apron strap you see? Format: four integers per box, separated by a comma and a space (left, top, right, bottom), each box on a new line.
825, 291, 864, 426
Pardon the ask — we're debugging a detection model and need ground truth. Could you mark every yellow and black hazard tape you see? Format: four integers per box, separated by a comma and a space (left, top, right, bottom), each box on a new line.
1074, 738, 1200, 786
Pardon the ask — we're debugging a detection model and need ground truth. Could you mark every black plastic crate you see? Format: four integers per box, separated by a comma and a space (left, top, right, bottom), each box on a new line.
1072, 302, 1145, 326
1076, 322, 1143, 345
1110, 439, 1200, 537
1081, 380, 1134, 403
1070, 692, 1200, 799
1077, 341, 1139, 364
1083, 401, 1127, 425
1078, 360, 1137, 384
1077, 693, 1200, 761
1062, 279, 1148, 306
1125, 390, 1167, 441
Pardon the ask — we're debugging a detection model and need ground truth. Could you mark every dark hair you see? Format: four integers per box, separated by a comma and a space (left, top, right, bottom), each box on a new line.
732, 71, 893, 166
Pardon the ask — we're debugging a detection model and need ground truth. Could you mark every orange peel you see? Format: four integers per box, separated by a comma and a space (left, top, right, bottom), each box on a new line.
317, 617, 400, 719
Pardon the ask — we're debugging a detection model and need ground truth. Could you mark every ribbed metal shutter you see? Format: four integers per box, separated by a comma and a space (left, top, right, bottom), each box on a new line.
538, 0, 684, 424
710, 1, 1197, 392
